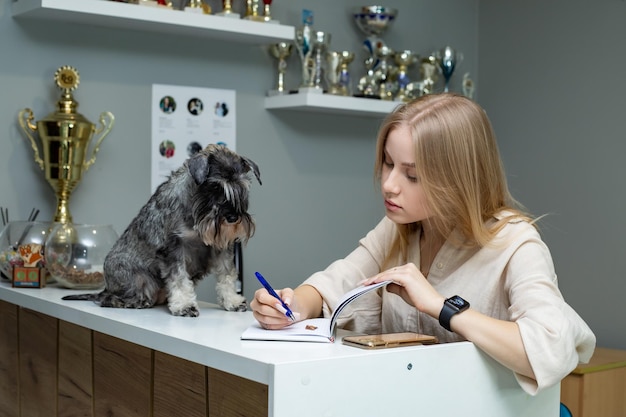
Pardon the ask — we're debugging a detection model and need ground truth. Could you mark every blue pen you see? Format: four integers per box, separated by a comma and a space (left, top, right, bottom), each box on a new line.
255, 272, 296, 322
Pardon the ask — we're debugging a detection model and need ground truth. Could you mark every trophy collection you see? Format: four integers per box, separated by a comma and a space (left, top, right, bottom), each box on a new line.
116, 0, 279, 21
266, 6, 472, 101
108, 1, 472, 100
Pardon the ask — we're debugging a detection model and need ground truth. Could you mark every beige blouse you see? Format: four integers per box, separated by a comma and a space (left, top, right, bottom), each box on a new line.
303, 216, 596, 394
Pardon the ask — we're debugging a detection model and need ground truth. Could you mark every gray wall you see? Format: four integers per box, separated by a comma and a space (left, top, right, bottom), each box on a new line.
479, 0, 626, 349
6, 0, 621, 354
0, 0, 476, 297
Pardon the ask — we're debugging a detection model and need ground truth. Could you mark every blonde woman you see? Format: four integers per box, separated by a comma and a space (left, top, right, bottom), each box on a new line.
251, 93, 595, 394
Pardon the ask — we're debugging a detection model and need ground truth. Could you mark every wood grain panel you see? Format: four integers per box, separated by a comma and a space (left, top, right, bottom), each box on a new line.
560, 373, 582, 416
93, 332, 152, 417
19, 307, 58, 417
580, 367, 626, 416
58, 321, 93, 417
153, 351, 206, 417
208, 367, 267, 417
0, 300, 19, 417
0, 300, 272, 417
561, 347, 626, 417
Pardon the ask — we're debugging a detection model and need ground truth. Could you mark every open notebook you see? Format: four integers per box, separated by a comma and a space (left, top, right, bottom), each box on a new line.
241, 280, 391, 343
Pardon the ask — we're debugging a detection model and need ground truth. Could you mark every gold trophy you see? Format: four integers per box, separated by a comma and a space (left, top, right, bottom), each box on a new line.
393, 50, 419, 102
243, 0, 277, 23
326, 51, 355, 96
267, 42, 293, 96
18, 66, 114, 224
216, 0, 240, 18
184, 0, 211, 14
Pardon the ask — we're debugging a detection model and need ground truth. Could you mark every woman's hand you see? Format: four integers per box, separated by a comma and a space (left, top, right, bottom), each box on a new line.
361, 263, 445, 318
364, 263, 535, 379
250, 284, 324, 330
250, 287, 300, 330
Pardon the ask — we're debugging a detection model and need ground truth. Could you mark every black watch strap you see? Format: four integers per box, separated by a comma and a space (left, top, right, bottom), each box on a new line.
438, 295, 470, 332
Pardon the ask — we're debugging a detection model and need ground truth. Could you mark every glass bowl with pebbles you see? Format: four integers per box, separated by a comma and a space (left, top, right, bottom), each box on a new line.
44, 223, 118, 289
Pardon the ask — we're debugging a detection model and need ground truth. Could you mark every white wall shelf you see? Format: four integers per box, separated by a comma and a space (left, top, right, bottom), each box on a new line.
265, 93, 401, 117
12, 0, 295, 44
12, 0, 394, 117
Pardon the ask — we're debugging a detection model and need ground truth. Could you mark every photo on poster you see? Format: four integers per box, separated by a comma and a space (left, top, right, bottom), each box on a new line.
151, 84, 236, 193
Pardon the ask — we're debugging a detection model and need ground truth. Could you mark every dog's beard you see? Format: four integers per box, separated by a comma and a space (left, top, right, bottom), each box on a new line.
191, 176, 255, 249
196, 213, 255, 249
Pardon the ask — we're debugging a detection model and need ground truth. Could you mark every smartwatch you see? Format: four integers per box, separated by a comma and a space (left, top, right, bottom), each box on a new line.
438, 295, 470, 332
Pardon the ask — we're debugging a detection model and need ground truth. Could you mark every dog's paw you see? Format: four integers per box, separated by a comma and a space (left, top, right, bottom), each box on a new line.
170, 305, 200, 317
232, 300, 247, 312
218, 293, 247, 312
224, 301, 247, 312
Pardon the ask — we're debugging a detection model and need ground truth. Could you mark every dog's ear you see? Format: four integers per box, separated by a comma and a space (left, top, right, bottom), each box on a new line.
242, 157, 262, 185
187, 152, 210, 185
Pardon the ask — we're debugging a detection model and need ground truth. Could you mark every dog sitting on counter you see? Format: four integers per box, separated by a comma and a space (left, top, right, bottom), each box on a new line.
63, 144, 261, 317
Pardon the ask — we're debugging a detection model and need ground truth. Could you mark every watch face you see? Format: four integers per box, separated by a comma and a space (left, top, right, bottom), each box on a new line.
447, 295, 469, 310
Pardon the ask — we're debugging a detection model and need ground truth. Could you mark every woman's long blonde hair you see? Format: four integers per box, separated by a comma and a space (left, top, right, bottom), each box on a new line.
374, 93, 533, 266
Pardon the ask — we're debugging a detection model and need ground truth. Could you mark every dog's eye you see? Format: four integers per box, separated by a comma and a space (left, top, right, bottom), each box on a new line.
225, 214, 239, 223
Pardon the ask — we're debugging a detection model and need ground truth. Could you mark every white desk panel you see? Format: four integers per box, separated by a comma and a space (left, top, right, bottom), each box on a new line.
0, 282, 559, 416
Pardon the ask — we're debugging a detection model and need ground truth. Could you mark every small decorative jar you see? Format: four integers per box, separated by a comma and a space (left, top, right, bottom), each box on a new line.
0, 221, 52, 282
44, 223, 118, 289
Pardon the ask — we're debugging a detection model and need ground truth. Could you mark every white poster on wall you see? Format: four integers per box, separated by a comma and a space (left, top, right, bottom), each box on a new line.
151, 83, 236, 193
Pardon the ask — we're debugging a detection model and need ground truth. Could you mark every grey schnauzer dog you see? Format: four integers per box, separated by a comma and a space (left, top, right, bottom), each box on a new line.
63, 144, 261, 317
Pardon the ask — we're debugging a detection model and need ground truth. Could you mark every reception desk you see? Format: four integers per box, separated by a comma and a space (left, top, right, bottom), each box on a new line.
0, 282, 559, 416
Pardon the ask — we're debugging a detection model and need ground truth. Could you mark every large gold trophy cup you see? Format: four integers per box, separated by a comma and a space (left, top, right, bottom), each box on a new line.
18, 66, 114, 224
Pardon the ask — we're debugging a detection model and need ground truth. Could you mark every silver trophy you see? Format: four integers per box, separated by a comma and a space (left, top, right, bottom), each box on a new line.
267, 42, 293, 96
357, 44, 395, 99
373, 45, 396, 100
435, 46, 463, 93
393, 50, 419, 102
419, 55, 439, 95
326, 51, 355, 96
303, 31, 331, 92
352, 6, 397, 96
404, 55, 438, 100
462, 72, 475, 99
295, 9, 314, 89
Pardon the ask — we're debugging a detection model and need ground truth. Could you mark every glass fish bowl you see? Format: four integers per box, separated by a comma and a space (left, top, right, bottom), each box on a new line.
44, 223, 118, 289
0, 221, 52, 282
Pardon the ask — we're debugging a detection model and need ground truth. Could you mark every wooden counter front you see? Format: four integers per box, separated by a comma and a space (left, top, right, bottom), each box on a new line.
0, 300, 267, 416
0, 283, 559, 417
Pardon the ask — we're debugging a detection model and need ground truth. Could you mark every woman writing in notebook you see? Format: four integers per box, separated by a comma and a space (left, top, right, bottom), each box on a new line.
250, 93, 595, 394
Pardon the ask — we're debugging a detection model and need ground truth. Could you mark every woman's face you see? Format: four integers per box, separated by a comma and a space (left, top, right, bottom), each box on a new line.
381, 125, 433, 224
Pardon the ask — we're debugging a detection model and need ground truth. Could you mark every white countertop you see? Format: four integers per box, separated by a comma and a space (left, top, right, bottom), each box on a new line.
0, 281, 445, 385
1, 281, 560, 416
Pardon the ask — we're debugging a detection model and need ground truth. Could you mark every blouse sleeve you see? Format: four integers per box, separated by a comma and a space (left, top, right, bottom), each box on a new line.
504, 232, 596, 394
301, 217, 396, 333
